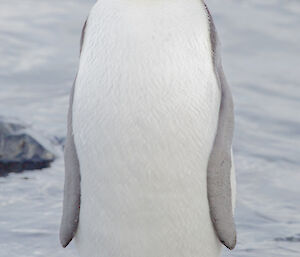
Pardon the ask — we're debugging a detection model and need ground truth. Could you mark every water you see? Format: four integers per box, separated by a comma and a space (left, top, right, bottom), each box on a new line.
0, 0, 299, 256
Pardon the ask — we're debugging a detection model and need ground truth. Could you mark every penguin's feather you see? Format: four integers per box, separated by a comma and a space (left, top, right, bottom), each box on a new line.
59, 20, 87, 248
205, 4, 237, 250
59, 4, 237, 250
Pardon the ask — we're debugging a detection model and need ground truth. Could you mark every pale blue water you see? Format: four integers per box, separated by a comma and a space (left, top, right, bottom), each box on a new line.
0, 0, 299, 256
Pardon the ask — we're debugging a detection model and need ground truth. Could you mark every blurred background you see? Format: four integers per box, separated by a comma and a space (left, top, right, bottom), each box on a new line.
0, 0, 299, 256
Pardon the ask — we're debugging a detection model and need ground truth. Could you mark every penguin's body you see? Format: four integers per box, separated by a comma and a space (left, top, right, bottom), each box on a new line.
60, 1, 236, 257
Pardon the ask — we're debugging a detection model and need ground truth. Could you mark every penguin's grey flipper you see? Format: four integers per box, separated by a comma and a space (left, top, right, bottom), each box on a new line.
205, 6, 237, 250
60, 20, 87, 248
59, 78, 81, 248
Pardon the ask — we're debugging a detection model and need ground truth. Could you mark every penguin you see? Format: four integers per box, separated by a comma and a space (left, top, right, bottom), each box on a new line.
60, 0, 236, 257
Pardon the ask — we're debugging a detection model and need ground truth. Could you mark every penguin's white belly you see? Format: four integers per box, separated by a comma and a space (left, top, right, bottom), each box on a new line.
73, 0, 222, 256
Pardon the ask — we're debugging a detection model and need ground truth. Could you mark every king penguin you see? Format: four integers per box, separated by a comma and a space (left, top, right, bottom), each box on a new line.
60, 0, 237, 257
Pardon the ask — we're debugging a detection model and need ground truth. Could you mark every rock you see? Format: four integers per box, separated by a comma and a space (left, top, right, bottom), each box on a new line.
0, 120, 55, 176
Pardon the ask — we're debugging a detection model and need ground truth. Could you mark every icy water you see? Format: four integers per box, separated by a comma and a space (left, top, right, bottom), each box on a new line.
0, 0, 300, 256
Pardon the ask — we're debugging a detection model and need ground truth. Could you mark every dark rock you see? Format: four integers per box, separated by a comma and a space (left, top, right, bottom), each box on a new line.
0, 120, 55, 176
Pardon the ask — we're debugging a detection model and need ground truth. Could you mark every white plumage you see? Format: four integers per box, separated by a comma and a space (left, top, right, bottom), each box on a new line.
72, 0, 234, 256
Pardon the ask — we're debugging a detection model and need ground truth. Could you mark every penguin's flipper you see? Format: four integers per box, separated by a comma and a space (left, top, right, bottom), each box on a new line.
206, 7, 237, 250
60, 20, 87, 248
59, 78, 81, 248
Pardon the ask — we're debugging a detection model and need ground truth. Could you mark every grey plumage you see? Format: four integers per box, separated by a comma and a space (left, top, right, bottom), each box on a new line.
205, 4, 237, 250
60, 21, 87, 248
59, 78, 81, 248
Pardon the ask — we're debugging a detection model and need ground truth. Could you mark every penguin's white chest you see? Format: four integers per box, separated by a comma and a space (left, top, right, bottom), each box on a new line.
73, 0, 221, 256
